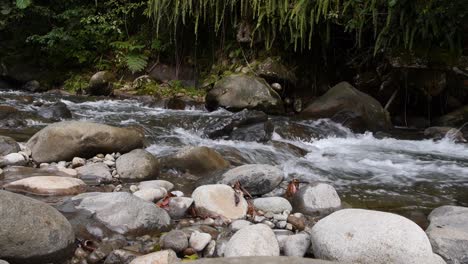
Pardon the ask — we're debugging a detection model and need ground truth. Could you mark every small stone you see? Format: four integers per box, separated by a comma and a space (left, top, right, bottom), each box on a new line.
72, 157, 86, 168
262, 220, 275, 229
138, 180, 174, 192
0, 153, 27, 167
183, 248, 197, 256
104, 249, 139, 264
292, 183, 341, 216
189, 231, 212, 251
129, 185, 139, 193
283, 233, 310, 257
224, 224, 280, 257
104, 160, 115, 167
168, 197, 194, 219
133, 188, 167, 202
171, 190, 184, 197
202, 218, 215, 226
274, 229, 294, 250
264, 212, 274, 219
203, 240, 216, 257
286, 223, 293, 230
39, 163, 49, 168
96, 154, 105, 158
253, 197, 292, 214
254, 216, 266, 223
57, 161, 67, 168
0, 168, 3, 176
276, 221, 287, 229
4, 176, 87, 196
75, 247, 88, 259
104, 154, 115, 161
161, 230, 188, 253
114, 185, 122, 192
58, 167, 78, 176
273, 213, 288, 222
287, 215, 306, 231
230, 220, 252, 232
129, 250, 178, 264
192, 184, 248, 220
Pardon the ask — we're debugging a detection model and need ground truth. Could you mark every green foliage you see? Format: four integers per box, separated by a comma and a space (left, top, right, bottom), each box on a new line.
15, 0, 32, 9
63, 74, 89, 93
134, 80, 206, 98
111, 40, 149, 73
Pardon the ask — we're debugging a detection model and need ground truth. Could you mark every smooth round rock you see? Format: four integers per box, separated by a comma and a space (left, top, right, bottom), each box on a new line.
162, 146, 230, 175
168, 197, 194, 219
76, 163, 112, 183
189, 231, 212, 252
253, 197, 292, 213
3, 176, 86, 196
220, 164, 283, 196
138, 180, 174, 192
133, 188, 167, 202
283, 233, 310, 257
0, 190, 75, 263
192, 184, 248, 220
0, 135, 20, 156
116, 149, 160, 182
310, 209, 444, 264
292, 183, 341, 215
161, 230, 189, 253
0, 153, 27, 167
224, 224, 280, 257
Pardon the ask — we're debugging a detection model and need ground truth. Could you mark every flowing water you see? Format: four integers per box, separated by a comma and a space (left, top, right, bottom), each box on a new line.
1, 89, 468, 219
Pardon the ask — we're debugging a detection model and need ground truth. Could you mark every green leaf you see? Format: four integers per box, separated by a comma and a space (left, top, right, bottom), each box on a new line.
16, 0, 32, 9
125, 54, 148, 74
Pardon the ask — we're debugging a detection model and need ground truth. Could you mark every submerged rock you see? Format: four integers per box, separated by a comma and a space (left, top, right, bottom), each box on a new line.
0, 136, 20, 156
206, 74, 284, 114
116, 149, 160, 182
162, 146, 229, 175
0, 190, 75, 263
27, 121, 144, 163
192, 184, 248, 220
220, 164, 283, 196
301, 82, 391, 132
204, 109, 269, 140
291, 183, 341, 216
424, 127, 466, 143
310, 209, 444, 264
69, 192, 170, 235
224, 224, 280, 257
4, 176, 86, 196
426, 206, 468, 264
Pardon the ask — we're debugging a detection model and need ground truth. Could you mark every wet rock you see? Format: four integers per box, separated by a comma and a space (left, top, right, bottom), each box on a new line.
4, 176, 86, 196
162, 146, 230, 175
69, 192, 170, 235
310, 209, 444, 264
253, 197, 292, 214
87, 239, 127, 264
138, 180, 174, 192
426, 206, 468, 264
424, 127, 466, 143
206, 74, 284, 114
104, 249, 140, 264
292, 183, 341, 216
190, 231, 212, 251
129, 250, 179, 264
0, 190, 75, 263
301, 82, 391, 132
116, 149, 160, 182
204, 109, 268, 139
22, 80, 41, 92
257, 57, 297, 85
27, 121, 144, 163
77, 163, 112, 183
229, 121, 274, 142
283, 233, 310, 257
191, 256, 337, 264
192, 184, 248, 220
220, 164, 283, 196
168, 197, 194, 219
0, 153, 27, 167
230, 220, 252, 232
37, 102, 72, 120
435, 105, 468, 128
87, 71, 115, 96
161, 230, 189, 253
0, 136, 20, 156
133, 188, 167, 202
224, 224, 280, 257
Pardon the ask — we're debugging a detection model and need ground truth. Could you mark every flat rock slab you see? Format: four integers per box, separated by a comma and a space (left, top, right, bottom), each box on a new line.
192, 257, 338, 264
4, 176, 86, 196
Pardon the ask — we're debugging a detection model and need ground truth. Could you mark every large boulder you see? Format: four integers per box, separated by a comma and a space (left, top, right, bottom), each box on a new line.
67, 192, 170, 235
116, 149, 160, 182
192, 184, 248, 220
301, 82, 391, 132
206, 74, 284, 114
310, 209, 445, 264
291, 183, 341, 216
220, 164, 283, 196
162, 146, 229, 175
27, 121, 145, 163
224, 224, 280, 257
0, 190, 75, 264
86, 71, 115, 96
3, 176, 86, 196
257, 57, 297, 85
426, 206, 468, 264
0, 136, 20, 156
435, 105, 468, 128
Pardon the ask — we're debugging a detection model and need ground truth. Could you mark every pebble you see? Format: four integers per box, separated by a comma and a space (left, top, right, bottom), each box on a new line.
104, 249, 139, 264
39, 163, 49, 168
168, 197, 194, 219
57, 161, 67, 168
133, 188, 167, 202
74, 247, 88, 259
161, 230, 188, 253
104, 160, 115, 167
72, 157, 86, 168
286, 223, 293, 230
202, 218, 215, 226
276, 221, 287, 229
287, 214, 306, 231
0, 153, 27, 167
114, 185, 123, 192
273, 213, 288, 221
0, 168, 3, 175
254, 215, 266, 223
96, 154, 105, 158
263, 220, 275, 229
230, 220, 252, 232
189, 231, 212, 251
104, 154, 115, 161
129, 185, 139, 193
203, 240, 216, 257
183, 247, 197, 256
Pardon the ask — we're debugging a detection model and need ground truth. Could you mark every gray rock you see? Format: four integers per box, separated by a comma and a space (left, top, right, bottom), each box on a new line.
424, 127, 467, 143
0, 190, 75, 263
204, 109, 268, 139
87, 71, 115, 96
205, 74, 284, 114
224, 224, 280, 257
138, 180, 174, 192
0, 136, 20, 156
310, 209, 444, 264
0, 260, 9, 264
192, 257, 337, 264
77, 163, 112, 183
274, 229, 294, 251
133, 188, 167, 202
70, 192, 170, 235
129, 250, 179, 264
253, 197, 292, 213
203, 240, 216, 258
189, 231, 212, 251
426, 206, 468, 264
162, 146, 230, 175
220, 164, 283, 196
116, 149, 160, 182
0, 153, 27, 167
292, 183, 341, 216
104, 249, 140, 264
27, 121, 144, 163
283, 233, 310, 257
161, 230, 189, 253
168, 197, 194, 219
230, 220, 252, 232
192, 184, 248, 220
37, 102, 72, 120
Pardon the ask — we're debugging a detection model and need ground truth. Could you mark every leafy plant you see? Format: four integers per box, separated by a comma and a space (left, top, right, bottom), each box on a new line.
111, 40, 149, 73
15, 0, 32, 9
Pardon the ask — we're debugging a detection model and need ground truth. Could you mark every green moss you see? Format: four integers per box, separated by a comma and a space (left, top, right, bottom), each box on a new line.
134, 80, 206, 98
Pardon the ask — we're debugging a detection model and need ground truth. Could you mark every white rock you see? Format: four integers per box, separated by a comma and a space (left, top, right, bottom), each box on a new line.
0, 168, 3, 175
292, 183, 341, 215
57, 167, 77, 176
104, 154, 115, 161
168, 197, 194, 219
189, 231, 212, 251
311, 209, 445, 264
138, 180, 174, 192
130, 185, 139, 193
224, 224, 280, 257
104, 160, 115, 167
230, 220, 252, 232
129, 250, 178, 264
283, 233, 310, 257
3, 176, 86, 196
133, 188, 167, 202
72, 157, 86, 168
0, 153, 27, 167
274, 229, 294, 251
192, 184, 248, 220
253, 197, 292, 214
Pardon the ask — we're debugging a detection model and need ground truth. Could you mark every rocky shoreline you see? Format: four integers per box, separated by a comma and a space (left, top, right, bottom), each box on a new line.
0, 119, 467, 264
